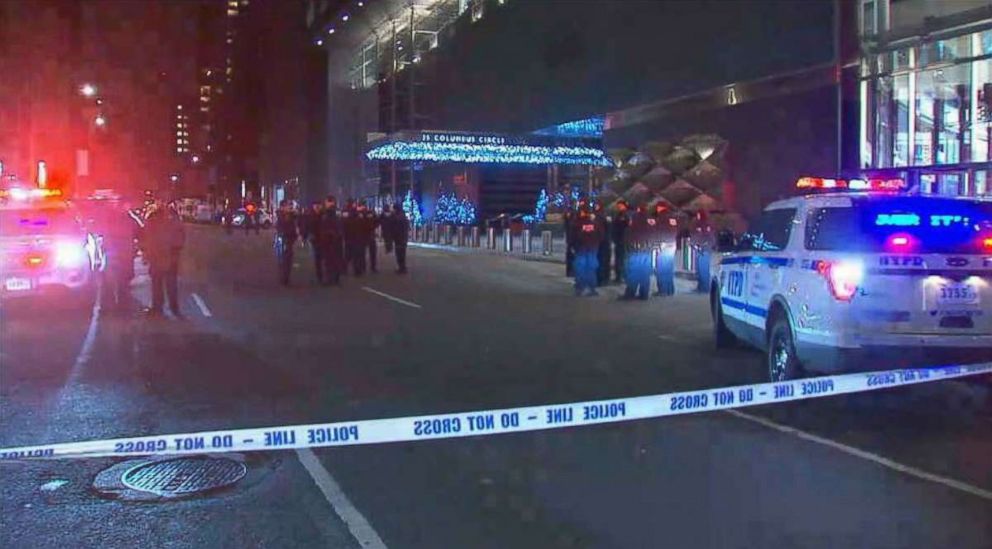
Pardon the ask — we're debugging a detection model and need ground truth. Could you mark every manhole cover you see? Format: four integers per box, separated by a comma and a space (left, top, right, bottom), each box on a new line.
121, 456, 246, 496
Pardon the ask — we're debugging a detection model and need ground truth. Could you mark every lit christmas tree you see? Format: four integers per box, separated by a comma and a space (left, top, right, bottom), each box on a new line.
455, 197, 477, 225
402, 190, 423, 226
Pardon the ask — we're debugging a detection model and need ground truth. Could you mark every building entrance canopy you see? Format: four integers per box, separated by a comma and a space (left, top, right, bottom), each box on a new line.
365, 130, 612, 166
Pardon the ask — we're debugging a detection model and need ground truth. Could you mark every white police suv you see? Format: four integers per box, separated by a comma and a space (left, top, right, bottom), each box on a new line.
711, 177, 992, 381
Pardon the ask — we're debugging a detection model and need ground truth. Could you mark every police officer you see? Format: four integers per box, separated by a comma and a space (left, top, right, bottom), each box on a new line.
569, 201, 604, 296
364, 205, 380, 273
611, 200, 630, 283
275, 200, 298, 286
320, 196, 345, 285
342, 199, 366, 276
690, 210, 716, 293
619, 205, 651, 300
103, 200, 139, 311
303, 202, 324, 283
141, 200, 185, 317
390, 203, 409, 274
594, 201, 611, 286
563, 207, 575, 277
651, 202, 678, 297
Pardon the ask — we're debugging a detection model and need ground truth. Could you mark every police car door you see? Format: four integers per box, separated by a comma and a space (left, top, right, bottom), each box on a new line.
743, 205, 799, 341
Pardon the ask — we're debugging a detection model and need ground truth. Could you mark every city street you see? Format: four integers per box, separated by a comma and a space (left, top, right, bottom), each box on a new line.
2, 225, 991, 548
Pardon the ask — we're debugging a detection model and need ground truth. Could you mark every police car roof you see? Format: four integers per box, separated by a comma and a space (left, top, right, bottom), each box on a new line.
766, 192, 992, 211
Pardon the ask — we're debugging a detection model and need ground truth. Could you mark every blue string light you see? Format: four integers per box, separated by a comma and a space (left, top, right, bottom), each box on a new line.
367, 142, 612, 166
533, 117, 605, 138
402, 190, 424, 226
433, 192, 477, 225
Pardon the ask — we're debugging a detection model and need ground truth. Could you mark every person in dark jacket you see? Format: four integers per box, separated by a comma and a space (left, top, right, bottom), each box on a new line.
611, 200, 630, 283
320, 196, 345, 285
390, 204, 409, 274
563, 209, 575, 277
342, 199, 366, 276
103, 201, 139, 311
619, 206, 652, 300
223, 205, 234, 235
594, 201, 611, 286
303, 202, 324, 283
381, 209, 394, 254
569, 203, 603, 296
275, 200, 298, 286
141, 201, 185, 317
363, 205, 379, 273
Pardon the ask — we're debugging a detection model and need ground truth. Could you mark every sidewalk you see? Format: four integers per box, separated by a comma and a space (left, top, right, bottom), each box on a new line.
409, 234, 700, 281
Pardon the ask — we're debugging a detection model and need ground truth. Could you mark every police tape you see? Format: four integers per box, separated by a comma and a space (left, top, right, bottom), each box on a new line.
2, 362, 990, 461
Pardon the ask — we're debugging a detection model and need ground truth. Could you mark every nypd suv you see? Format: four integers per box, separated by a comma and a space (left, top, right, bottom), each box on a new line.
712, 177, 992, 381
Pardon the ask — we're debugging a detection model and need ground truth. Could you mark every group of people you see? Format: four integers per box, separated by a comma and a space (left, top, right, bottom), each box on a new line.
273, 197, 409, 286
565, 198, 715, 299
101, 198, 186, 317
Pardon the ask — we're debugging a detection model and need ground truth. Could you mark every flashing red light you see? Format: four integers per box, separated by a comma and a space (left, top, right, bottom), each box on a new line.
797, 177, 906, 192
817, 260, 864, 302
25, 254, 44, 267
982, 237, 992, 250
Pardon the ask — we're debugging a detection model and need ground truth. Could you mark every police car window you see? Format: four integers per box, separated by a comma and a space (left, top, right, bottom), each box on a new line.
806, 198, 992, 253
745, 208, 796, 252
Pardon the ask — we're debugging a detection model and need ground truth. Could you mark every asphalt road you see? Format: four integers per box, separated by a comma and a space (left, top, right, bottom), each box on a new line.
2, 224, 991, 548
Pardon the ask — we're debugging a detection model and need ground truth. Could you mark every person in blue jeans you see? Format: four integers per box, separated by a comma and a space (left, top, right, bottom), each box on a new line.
619, 207, 651, 300
655, 246, 676, 296
650, 203, 678, 297
690, 211, 716, 293
569, 202, 604, 297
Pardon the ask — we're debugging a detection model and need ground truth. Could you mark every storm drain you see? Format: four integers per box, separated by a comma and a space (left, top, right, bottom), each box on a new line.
121, 456, 246, 497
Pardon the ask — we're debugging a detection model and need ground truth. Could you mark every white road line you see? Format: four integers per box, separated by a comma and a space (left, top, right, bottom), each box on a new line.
361, 286, 422, 309
724, 409, 992, 502
191, 293, 213, 317
296, 448, 388, 549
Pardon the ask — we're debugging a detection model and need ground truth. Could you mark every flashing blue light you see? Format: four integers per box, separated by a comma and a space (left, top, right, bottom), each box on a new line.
875, 213, 920, 227
367, 142, 612, 166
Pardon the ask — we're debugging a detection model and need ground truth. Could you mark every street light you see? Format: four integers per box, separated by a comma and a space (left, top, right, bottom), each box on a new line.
80, 83, 97, 97
191, 154, 201, 164
94, 114, 107, 127
170, 173, 180, 183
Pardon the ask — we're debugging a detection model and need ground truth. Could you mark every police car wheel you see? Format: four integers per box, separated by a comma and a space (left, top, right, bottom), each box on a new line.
711, 289, 736, 348
767, 316, 802, 382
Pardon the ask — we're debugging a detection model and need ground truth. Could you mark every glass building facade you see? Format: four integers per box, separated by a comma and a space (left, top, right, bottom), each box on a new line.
859, 0, 991, 197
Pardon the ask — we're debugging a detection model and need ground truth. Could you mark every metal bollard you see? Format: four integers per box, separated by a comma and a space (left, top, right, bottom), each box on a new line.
456, 226, 467, 246
471, 227, 481, 247
432, 224, 442, 243
444, 225, 453, 245
413, 225, 421, 242
487, 227, 496, 249
541, 230, 553, 255
522, 229, 532, 254
502, 228, 513, 252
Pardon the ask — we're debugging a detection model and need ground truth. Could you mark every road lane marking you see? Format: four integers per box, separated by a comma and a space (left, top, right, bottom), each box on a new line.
191, 293, 213, 317
724, 409, 992, 502
361, 286, 422, 309
296, 448, 388, 549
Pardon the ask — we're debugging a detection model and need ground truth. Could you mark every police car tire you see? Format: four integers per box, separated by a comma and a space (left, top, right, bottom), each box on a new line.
767, 315, 803, 382
711, 289, 736, 348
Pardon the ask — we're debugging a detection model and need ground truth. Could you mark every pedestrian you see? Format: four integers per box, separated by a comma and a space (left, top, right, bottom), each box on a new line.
275, 200, 298, 286
651, 203, 678, 297
103, 200, 139, 311
390, 203, 409, 274
619, 205, 651, 300
563, 208, 575, 277
381, 208, 395, 254
304, 202, 324, 283
320, 196, 345, 285
570, 201, 603, 296
595, 201, 611, 286
343, 200, 366, 276
690, 210, 716, 293
141, 200, 185, 317
363, 205, 379, 273
611, 200, 630, 283
223, 205, 233, 235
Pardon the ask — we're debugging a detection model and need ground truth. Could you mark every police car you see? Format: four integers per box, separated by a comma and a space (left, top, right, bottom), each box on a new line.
0, 187, 102, 300
711, 177, 992, 381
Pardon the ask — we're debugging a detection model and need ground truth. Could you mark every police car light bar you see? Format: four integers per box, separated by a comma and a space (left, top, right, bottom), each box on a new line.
796, 177, 905, 192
